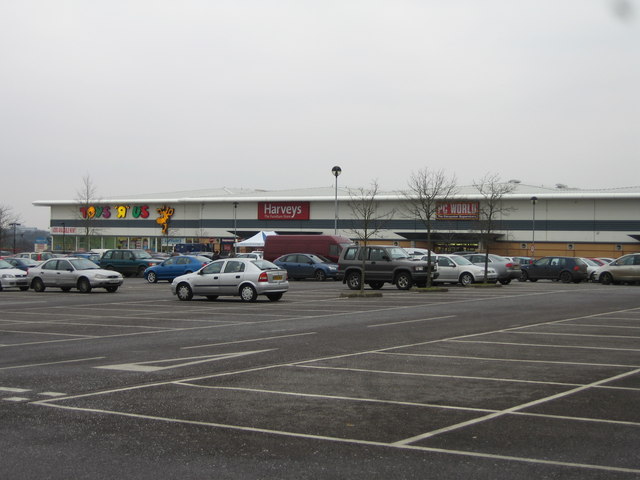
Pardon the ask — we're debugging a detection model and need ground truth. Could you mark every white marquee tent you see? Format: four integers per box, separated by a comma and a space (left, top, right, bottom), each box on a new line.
234, 231, 277, 248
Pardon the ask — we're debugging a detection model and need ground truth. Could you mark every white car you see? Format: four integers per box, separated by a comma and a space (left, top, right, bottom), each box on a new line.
0, 259, 29, 291
28, 257, 124, 293
171, 257, 289, 302
431, 254, 497, 286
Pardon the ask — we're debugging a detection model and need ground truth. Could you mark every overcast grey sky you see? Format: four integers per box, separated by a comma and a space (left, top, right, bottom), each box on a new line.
1, 0, 638, 229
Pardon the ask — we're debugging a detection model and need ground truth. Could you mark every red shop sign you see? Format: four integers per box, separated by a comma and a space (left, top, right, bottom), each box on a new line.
258, 202, 310, 220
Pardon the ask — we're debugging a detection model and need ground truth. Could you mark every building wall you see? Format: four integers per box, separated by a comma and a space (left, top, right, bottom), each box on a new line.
45, 194, 640, 257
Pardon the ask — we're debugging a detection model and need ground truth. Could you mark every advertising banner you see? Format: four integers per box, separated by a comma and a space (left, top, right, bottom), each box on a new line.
436, 201, 479, 220
258, 202, 310, 220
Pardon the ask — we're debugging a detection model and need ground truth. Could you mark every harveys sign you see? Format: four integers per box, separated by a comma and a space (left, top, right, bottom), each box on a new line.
436, 201, 479, 220
258, 202, 310, 220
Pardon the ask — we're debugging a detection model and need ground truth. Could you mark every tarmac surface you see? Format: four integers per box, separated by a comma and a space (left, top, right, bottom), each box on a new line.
1, 277, 639, 479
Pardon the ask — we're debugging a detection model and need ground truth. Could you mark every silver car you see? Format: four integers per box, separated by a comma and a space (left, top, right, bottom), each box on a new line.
464, 253, 522, 285
0, 259, 29, 291
28, 257, 124, 293
594, 253, 640, 285
171, 258, 289, 302
431, 254, 497, 286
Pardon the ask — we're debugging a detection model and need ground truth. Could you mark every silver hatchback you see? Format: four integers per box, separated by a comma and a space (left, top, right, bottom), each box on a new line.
171, 258, 289, 302
594, 253, 640, 285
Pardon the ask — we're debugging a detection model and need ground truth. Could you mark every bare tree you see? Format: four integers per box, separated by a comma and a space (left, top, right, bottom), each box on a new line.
0, 204, 21, 252
75, 175, 100, 251
347, 180, 395, 292
404, 168, 458, 287
473, 173, 516, 280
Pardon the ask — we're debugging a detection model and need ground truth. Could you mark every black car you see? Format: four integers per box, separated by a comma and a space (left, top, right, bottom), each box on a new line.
520, 256, 588, 283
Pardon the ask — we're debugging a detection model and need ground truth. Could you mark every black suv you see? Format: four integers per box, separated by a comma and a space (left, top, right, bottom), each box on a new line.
520, 256, 588, 283
338, 245, 438, 290
99, 249, 162, 277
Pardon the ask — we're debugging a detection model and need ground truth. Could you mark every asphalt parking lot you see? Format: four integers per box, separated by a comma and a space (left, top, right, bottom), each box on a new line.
1, 278, 639, 479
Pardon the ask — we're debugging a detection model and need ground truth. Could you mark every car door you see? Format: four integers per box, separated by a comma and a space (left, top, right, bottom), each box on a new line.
189, 260, 223, 295
55, 259, 76, 288
365, 247, 390, 281
528, 257, 550, 280
158, 257, 179, 279
435, 256, 457, 283
613, 254, 638, 281
218, 260, 246, 294
39, 260, 60, 287
296, 254, 315, 278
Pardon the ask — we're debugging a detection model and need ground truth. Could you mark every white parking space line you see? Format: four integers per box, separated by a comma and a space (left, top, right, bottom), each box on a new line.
0, 329, 97, 338
295, 364, 582, 388
374, 351, 640, 369
368, 315, 456, 328
182, 332, 318, 350
0, 387, 30, 393
175, 383, 498, 414
0, 357, 106, 371
450, 339, 640, 352
507, 331, 640, 339
392, 367, 640, 446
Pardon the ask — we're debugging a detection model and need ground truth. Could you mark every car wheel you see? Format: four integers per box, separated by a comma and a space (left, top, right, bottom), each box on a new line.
240, 284, 257, 302
314, 269, 327, 281
519, 271, 528, 282
559, 271, 572, 283
137, 266, 146, 277
32, 278, 46, 292
78, 278, 92, 293
395, 272, 413, 290
368, 281, 384, 290
266, 292, 283, 301
206, 295, 218, 301
600, 272, 614, 285
345, 271, 362, 290
459, 272, 473, 286
176, 282, 193, 301
146, 271, 158, 283
106, 286, 118, 293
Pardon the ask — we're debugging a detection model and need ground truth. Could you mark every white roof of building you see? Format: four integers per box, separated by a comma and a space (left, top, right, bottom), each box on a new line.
33, 183, 640, 206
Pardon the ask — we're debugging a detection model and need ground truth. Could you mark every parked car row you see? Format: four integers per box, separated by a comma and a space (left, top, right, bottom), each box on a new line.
3, 248, 640, 299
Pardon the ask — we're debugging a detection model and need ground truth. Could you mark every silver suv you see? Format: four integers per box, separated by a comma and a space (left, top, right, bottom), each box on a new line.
337, 245, 438, 290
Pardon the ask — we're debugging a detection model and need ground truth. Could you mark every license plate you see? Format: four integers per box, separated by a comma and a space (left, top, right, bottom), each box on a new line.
273, 275, 283, 281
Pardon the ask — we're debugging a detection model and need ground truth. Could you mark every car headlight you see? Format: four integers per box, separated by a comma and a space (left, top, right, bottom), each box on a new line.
1, 273, 15, 279
413, 266, 425, 272
95, 274, 108, 279
328, 266, 337, 271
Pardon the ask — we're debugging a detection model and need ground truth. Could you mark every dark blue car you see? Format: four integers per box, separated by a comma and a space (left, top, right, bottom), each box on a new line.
273, 253, 339, 281
144, 255, 211, 283
3, 257, 40, 272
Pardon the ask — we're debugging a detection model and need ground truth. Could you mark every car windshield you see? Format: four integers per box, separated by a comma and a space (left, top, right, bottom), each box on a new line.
0, 259, 13, 269
69, 258, 100, 270
581, 258, 598, 266
386, 247, 410, 260
132, 250, 153, 259
450, 255, 473, 265
253, 259, 281, 270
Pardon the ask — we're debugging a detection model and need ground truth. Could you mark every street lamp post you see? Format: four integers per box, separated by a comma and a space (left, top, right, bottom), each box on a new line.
61, 222, 66, 254
233, 202, 238, 254
9, 222, 20, 254
530, 196, 538, 257
332, 166, 342, 234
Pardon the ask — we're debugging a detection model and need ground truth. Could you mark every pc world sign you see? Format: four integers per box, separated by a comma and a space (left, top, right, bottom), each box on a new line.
436, 201, 480, 220
258, 202, 310, 220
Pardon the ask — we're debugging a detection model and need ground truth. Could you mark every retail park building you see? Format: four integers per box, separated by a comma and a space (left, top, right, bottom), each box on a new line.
34, 183, 640, 258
